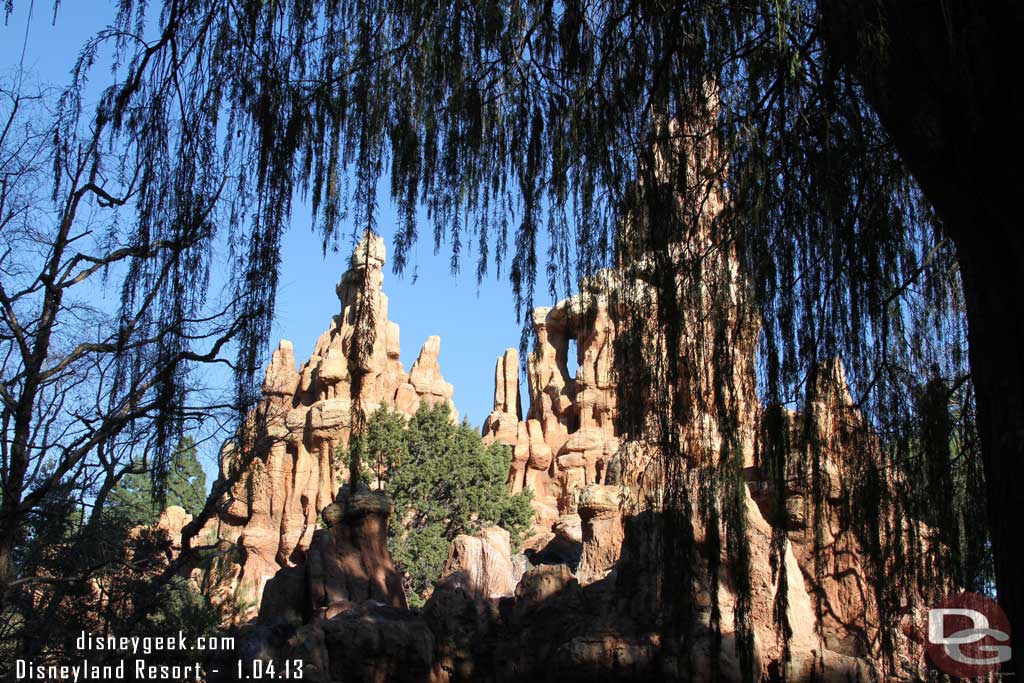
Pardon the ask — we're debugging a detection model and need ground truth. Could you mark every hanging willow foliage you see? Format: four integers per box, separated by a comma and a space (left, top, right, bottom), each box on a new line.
17, 0, 991, 672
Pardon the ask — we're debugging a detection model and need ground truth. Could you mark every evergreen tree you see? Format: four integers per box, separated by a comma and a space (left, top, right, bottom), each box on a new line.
106, 437, 207, 529
343, 403, 533, 606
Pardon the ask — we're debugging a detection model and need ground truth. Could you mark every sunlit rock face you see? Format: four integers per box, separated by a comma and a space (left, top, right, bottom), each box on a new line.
187, 231, 935, 681
196, 234, 456, 618
481, 295, 625, 544
482, 228, 760, 545
479, 251, 933, 680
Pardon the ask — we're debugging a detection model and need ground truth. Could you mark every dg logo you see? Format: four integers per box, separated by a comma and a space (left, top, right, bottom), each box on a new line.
927, 592, 1012, 677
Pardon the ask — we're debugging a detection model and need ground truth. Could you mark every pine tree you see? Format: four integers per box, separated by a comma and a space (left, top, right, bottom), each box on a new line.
106, 437, 207, 529
343, 403, 533, 606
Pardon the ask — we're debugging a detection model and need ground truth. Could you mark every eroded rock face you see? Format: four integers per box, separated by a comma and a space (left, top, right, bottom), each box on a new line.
479, 249, 932, 679
198, 234, 456, 617
306, 489, 408, 620
438, 526, 517, 600
212, 485, 442, 683
482, 299, 622, 530
231, 348, 928, 683
576, 485, 625, 586
122, 505, 192, 564
185, 223, 935, 681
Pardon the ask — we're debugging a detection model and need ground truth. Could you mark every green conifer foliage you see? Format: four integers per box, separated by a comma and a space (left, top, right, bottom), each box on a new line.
341, 403, 533, 606
106, 437, 208, 529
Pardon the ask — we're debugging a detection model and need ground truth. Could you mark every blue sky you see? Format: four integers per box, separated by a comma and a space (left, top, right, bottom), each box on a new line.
1, 2, 549, 482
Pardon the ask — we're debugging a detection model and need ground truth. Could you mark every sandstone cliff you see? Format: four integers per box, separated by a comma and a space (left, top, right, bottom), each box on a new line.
475, 258, 933, 680
194, 234, 456, 617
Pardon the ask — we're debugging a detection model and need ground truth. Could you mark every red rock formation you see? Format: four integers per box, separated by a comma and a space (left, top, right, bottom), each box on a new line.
184, 218, 937, 682
479, 253, 933, 680
207, 482, 439, 683
197, 234, 456, 617
306, 489, 408, 619
437, 526, 517, 600
576, 485, 625, 585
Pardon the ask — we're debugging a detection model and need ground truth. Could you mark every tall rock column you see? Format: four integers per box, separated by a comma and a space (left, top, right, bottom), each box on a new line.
482, 348, 524, 446
198, 234, 458, 619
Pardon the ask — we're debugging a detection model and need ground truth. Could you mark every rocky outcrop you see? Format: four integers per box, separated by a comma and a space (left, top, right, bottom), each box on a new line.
124, 505, 192, 563
211, 485, 441, 683
196, 234, 456, 617
477, 236, 931, 679
438, 526, 517, 600
306, 489, 408, 619
744, 359, 935, 677
576, 485, 624, 585
176, 195, 938, 682
482, 299, 623, 530
213, 343, 929, 683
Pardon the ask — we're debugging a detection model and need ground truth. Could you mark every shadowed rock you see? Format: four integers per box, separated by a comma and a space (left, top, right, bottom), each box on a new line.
307, 489, 407, 619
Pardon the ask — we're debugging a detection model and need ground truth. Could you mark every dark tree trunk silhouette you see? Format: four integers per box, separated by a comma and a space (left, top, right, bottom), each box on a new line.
821, 0, 1023, 669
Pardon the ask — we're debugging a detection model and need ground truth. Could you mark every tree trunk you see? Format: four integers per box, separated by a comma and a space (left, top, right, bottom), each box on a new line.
956, 225, 1024, 672
0, 533, 14, 598
0, 434, 31, 610
819, 0, 1024, 671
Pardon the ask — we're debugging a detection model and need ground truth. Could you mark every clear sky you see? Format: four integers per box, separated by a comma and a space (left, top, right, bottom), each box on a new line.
1, 2, 550, 482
